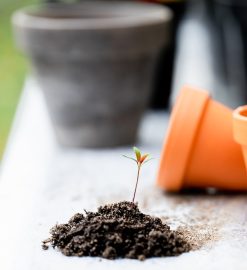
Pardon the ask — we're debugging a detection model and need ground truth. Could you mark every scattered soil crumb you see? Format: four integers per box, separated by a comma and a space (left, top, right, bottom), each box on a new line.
42, 201, 192, 260
177, 225, 219, 251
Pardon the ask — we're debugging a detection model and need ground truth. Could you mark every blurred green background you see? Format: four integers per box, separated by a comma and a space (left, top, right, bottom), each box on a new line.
0, 0, 37, 158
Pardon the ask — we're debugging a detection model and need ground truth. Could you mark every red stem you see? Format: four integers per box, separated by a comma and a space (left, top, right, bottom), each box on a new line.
132, 163, 141, 203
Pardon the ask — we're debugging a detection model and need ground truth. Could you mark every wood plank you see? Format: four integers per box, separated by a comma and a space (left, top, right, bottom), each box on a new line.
0, 79, 246, 270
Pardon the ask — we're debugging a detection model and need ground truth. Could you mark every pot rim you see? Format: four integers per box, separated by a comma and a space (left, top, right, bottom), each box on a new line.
233, 105, 247, 146
157, 86, 210, 191
12, 1, 173, 30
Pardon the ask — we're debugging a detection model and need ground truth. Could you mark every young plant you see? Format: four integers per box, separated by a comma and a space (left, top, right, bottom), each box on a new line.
123, 147, 152, 203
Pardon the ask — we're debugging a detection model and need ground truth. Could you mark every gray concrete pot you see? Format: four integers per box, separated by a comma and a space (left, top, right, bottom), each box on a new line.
12, 1, 172, 147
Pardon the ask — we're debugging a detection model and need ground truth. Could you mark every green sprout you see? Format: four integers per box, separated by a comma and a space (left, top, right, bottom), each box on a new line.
123, 147, 152, 203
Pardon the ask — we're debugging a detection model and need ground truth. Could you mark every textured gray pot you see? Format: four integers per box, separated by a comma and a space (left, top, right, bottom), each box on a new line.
12, 1, 172, 147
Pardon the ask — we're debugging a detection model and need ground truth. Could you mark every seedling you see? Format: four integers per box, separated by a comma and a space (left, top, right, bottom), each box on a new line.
43, 148, 191, 259
123, 147, 152, 203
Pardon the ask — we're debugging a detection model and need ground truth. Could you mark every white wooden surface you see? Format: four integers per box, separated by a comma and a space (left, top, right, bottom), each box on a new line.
0, 79, 247, 270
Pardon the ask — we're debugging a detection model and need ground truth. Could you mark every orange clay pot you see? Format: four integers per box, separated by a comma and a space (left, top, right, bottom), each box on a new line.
157, 86, 247, 191
233, 105, 247, 174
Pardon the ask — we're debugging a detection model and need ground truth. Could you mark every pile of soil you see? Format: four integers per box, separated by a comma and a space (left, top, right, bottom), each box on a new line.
42, 201, 191, 260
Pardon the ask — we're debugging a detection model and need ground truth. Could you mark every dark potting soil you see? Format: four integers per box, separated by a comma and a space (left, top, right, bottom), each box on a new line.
42, 201, 191, 260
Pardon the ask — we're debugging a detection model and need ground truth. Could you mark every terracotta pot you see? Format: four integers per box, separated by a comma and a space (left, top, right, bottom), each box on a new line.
12, 1, 172, 147
157, 86, 247, 191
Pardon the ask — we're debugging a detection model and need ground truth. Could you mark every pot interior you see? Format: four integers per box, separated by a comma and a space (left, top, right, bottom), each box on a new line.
238, 107, 247, 118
